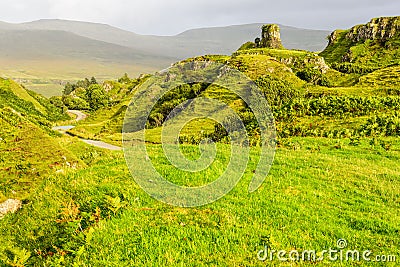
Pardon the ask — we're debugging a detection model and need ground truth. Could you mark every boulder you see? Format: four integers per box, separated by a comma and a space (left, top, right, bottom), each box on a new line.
0, 199, 22, 219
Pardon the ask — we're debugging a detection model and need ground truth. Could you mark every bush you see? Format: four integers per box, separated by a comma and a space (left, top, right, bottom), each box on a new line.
296, 68, 332, 87
238, 42, 256, 51
359, 113, 400, 137
146, 83, 208, 128
63, 77, 98, 96
255, 75, 300, 107
85, 85, 109, 111
331, 62, 378, 74
62, 96, 90, 110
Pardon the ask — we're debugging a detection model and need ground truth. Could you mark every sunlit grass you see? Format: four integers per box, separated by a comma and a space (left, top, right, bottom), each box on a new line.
1, 138, 399, 266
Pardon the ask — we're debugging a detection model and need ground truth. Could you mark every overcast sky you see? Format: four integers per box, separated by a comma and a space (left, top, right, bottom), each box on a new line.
0, 0, 399, 35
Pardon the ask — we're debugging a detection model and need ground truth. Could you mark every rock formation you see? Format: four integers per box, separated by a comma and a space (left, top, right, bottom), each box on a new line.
346, 17, 400, 42
260, 24, 284, 49
321, 16, 400, 68
328, 16, 400, 45
0, 199, 22, 219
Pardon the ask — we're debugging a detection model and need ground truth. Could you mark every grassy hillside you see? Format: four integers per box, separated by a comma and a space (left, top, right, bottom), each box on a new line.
0, 109, 79, 201
320, 17, 400, 74
65, 76, 146, 145
0, 78, 69, 124
0, 79, 72, 200
357, 66, 400, 88
70, 42, 400, 145
0, 78, 118, 201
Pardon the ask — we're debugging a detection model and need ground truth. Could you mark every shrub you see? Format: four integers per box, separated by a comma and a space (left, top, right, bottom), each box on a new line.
255, 75, 300, 107
296, 68, 332, 87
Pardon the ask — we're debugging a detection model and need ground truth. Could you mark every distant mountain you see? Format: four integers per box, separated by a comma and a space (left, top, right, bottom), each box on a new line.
0, 19, 330, 93
176, 23, 329, 53
14, 19, 329, 57
0, 21, 19, 30
1, 19, 330, 59
0, 29, 172, 65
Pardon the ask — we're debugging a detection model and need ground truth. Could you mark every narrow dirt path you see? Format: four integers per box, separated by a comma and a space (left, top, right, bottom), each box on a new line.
54, 110, 122, 151
80, 139, 122, 151
67, 110, 87, 121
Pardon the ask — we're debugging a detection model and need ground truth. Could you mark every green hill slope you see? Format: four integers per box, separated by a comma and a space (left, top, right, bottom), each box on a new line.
0, 109, 81, 201
0, 78, 82, 201
0, 78, 69, 127
68, 19, 400, 146
357, 65, 400, 88
320, 16, 400, 73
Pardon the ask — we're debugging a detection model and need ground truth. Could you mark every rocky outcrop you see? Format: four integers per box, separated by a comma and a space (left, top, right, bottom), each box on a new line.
327, 17, 400, 46
279, 54, 329, 73
321, 16, 400, 67
234, 48, 330, 73
0, 199, 22, 219
346, 17, 400, 42
260, 24, 284, 49
327, 30, 340, 46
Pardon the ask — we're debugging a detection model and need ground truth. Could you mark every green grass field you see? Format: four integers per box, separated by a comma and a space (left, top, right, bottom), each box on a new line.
0, 137, 399, 266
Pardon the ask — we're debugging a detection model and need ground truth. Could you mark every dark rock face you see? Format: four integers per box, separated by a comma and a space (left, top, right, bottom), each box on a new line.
346, 17, 400, 42
260, 24, 284, 49
327, 30, 340, 46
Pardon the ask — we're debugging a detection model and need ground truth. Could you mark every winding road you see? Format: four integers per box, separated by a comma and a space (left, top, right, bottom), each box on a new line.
53, 110, 122, 151
68, 110, 88, 122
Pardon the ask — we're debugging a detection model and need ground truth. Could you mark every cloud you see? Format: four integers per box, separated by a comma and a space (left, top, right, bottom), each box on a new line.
0, 0, 51, 21
0, 0, 399, 35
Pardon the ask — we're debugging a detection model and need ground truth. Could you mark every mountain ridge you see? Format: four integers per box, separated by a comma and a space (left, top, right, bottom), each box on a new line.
0, 19, 330, 95
0, 19, 330, 56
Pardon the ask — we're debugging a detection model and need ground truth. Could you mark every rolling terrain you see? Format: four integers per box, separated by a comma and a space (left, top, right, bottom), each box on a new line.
0, 19, 329, 96
0, 16, 399, 266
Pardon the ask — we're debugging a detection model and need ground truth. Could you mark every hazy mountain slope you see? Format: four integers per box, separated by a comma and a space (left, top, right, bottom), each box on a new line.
0, 19, 329, 96
14, 19, 198, 59
0, 78, 68, 123
0, 21, 17, 30
176, 23, 329, 52
10, 19, 329, 57
18, 19, 162, 55
0, 27, 174, 87
0, 29, 174, 66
